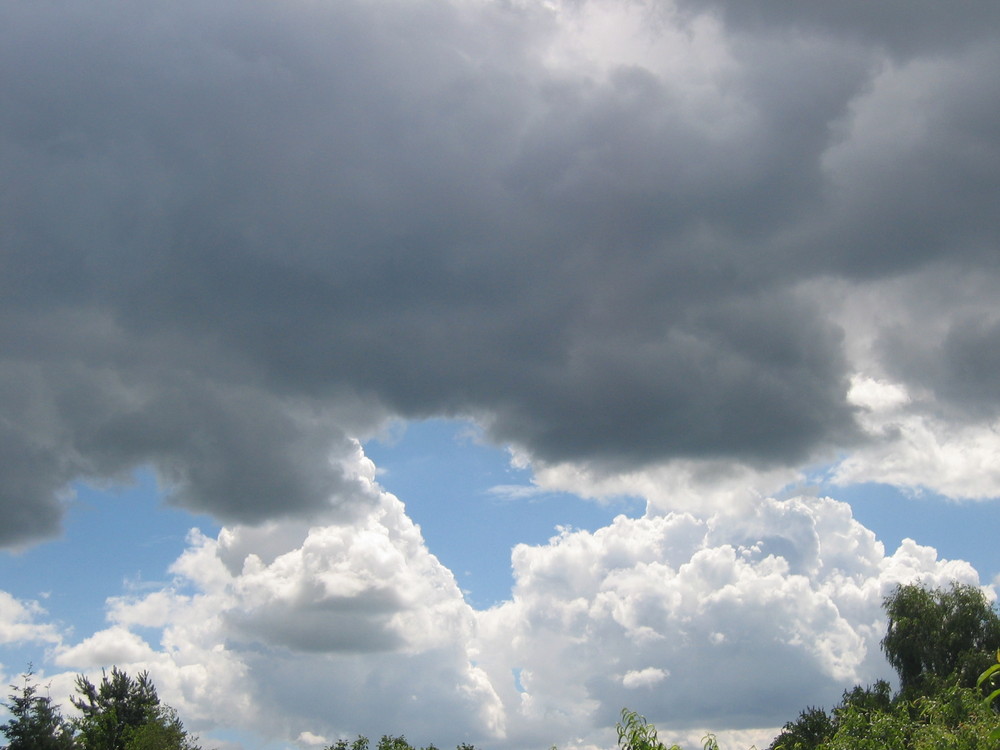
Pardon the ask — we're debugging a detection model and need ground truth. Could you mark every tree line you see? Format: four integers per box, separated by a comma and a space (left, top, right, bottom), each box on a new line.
1, 667, 199, 750
5, 582, 1000, 750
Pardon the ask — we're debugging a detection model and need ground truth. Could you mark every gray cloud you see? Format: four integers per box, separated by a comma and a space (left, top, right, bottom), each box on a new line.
227, 589, 407, 654
0, 348, 373, 546
675, 0, 1000, 58
878, 298, 1000, 418
2, 0, 999, 543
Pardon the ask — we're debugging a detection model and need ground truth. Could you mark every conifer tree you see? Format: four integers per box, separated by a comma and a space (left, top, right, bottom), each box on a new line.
1, 666, 76, 750
71, 667, 199, 750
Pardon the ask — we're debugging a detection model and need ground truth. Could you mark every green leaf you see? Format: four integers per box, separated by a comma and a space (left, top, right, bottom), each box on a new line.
976, 663, 1000, 688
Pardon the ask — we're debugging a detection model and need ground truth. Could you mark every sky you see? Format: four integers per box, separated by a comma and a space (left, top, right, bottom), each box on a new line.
2, 0, 1000, 748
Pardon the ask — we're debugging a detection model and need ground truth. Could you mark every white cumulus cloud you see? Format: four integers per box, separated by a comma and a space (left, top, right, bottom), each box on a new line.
52, 484, 504, 747
473, 495, 981, 748
622, 667, 668, 689
0, 591, 62, 647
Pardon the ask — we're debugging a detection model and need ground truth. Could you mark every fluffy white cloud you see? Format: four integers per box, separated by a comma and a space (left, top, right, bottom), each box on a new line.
52, 483, 504, 747
27, 471, 989, 750
828, 375, 1000, 498
473, 495, 981, 749
811, 266, 1000, 501
55, 627, 155, 667
622, 667, 668, 690
0, 591, 62, 646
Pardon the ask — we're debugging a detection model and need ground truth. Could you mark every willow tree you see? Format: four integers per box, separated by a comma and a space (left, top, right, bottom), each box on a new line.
881, 582, 1000, 696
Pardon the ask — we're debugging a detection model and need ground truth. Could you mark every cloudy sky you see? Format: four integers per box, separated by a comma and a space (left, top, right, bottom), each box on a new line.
2, 0, 1000, 747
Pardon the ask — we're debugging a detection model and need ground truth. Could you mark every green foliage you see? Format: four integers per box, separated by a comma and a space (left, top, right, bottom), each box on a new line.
122, 705, 200, 750
1, 666, 77, 750
820, 681, 915, 750
767, 707, 835, 750
882, 582, 1000, 696
328, 737, 369, 750
376, 736, 413, 750
326, 736, 472, 750
766, 583, 1000, 750
71, 668, 198, 750
821, 699, 909, 750
977, 650, 1000, 745
616, 708, 680, 750
818, 675, 1000, 750
839, 680, 893, 714
910, 680, 998, 749
72, 668, 160, 750
977, 650, 1000, 709
2, 665, 199, 750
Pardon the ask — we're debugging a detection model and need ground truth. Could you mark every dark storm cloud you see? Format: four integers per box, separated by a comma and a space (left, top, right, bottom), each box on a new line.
2, 0, 999, 544
0, 311, 375, 545
877, 296, 1000, 418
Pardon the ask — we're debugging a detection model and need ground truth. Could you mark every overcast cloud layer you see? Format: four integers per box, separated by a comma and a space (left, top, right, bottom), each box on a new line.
4, 0, 999, 543
3, 0, 1000, 746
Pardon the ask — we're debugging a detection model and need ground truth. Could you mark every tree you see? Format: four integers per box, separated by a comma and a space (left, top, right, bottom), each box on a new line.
329, 737, 369, 750
375, 737, 413, 750
765, 583, 1000, 750
837, 680, 892, 715
1, 666, 76, 750
616, 709, 679, 750
122, 706, 199, 750
326, 737, 470, 750
977, 652, 1000, 745
767, 706, 835, 750
820, 700, 909, 750
881, 582, 1000, 696
72, 668, 159, 750
71, 668, 198, 750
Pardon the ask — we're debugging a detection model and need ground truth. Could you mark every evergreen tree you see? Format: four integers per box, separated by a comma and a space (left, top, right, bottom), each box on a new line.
71, 668, 198, 750
1, 666, 77, 750
72, 668, 159, 750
